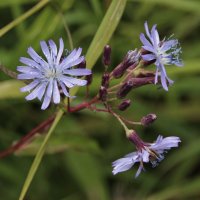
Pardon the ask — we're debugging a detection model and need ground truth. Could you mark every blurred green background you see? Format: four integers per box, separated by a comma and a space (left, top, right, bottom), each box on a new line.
0, 0, 200, 199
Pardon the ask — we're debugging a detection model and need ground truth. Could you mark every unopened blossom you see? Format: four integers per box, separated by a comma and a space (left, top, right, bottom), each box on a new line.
17, 38, 91, 110
112, 134, 181, 178
140, 21, 183, 91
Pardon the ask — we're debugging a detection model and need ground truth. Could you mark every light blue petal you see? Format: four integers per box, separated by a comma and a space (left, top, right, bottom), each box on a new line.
142, 54, 156, 61
161, 40, 178, 52
160, 69, 168, 91
18, 73, 37, 80
17, 66, 40, 74
140, 33, 152, 46
48, 39, 57, 56
144, 21, 151, 39
135, 163, 144, 178
25, 83, 46, 100
20, 80, 39, 92
56, 38, 64, 65
37, 82, 48, 101
59, 76, 74, 88
40, 41, 51, 64
112, 157, 135, 175
63, 68, 91, 76
41, 80, 53, 110
64, 77, 87, 86
60, 48, 82, 68
53, 81, 60, 104
151, 24, 159, 47
142, 45, 156, 53
59, 82, 74, 98
20, 57, 41, 69
27, 47, 48, 68
61, 56, 85, 70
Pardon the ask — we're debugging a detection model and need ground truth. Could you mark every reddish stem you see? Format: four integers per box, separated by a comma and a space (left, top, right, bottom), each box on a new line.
68, 96, 99, 112
0, 96, 99, 159
0, 115, 55, 158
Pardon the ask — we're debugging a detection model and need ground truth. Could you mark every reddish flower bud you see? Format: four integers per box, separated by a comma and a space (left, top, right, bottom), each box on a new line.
103, 45, 111, 66
141, 114, 157, 126
86, 74, 93, 86
117, 77, 155, 99
112, 49, 140, 78
101, 72, 110, 88
118, 99, 131, 111
116, 79, 134, 99
99, 86, 107, 101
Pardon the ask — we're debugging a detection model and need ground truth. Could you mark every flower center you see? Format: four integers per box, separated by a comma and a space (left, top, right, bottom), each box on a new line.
44, 65, 61, 79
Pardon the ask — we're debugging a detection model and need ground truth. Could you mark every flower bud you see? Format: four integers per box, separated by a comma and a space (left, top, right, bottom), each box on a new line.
118, 99, 131, 111
116, 79, 134, 99
141, 114, 157, 126
86, 74, 93, 86
112, 49, 140, 78
103, 45, 111, 66
99, 86, 107, 101
130, 77, 155, 87
101, 72, 110, 88
117, 77, 155, 99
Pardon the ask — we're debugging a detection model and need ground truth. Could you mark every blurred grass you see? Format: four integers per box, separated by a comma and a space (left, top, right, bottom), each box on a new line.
0, 0, 200, 200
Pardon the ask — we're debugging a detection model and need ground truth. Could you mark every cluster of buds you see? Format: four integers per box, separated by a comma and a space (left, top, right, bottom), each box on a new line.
12, 21, 183, 179
97, 43, 158, 111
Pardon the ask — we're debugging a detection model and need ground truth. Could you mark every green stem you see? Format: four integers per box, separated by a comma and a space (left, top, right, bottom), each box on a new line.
0, 0, 49, 37
112, 112, 130, 133
18, 110, 64, 200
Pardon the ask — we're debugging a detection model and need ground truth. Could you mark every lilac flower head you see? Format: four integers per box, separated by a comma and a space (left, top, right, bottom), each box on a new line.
140, 21, 183, 91
17, 38, 91, 110
112, 134, 181, 178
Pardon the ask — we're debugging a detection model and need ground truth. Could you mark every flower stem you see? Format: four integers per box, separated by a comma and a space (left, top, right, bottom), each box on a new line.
18, 110, 64, 200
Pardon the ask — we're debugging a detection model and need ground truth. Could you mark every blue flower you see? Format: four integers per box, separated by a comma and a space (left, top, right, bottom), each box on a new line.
112, 135, 180, 178
140, 22, 183, 91
17, 38, 91, 110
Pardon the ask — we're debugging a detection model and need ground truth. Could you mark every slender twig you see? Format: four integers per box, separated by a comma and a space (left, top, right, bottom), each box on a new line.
108, 83, 122, 92
0, 64, 18, 79
69, 96, 99, 113
0, 115, 55, 158
119, 115, 142, 126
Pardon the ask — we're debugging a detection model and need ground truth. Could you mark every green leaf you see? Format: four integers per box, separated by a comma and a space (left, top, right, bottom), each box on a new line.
85, 0, 127, 69
0, 0, 50, 37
